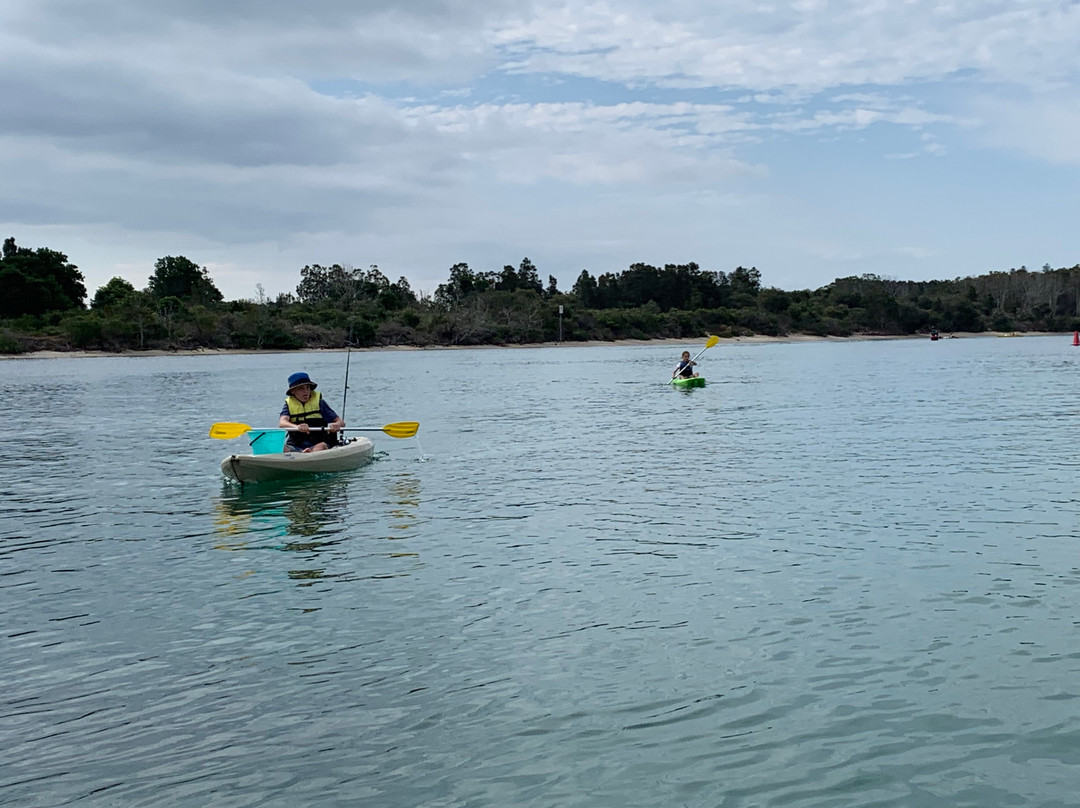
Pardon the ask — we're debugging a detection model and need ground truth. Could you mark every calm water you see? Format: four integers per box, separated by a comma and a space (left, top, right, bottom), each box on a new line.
3, 336, 1080, 807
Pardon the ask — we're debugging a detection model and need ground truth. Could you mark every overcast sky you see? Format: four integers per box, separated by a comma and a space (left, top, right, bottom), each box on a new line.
3, 0, 1078, 301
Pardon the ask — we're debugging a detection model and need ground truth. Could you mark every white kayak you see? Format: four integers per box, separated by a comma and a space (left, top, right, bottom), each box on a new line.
220, 437, 375, 483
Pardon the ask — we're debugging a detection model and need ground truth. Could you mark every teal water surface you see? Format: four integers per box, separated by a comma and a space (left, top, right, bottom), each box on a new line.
2, 337, 1080, 807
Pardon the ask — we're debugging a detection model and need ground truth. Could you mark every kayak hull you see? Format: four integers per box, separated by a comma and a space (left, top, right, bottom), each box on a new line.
220, 438, 375, 483
672, 376, 706, 388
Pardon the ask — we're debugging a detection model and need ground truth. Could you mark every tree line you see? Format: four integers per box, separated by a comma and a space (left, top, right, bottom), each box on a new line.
2, 235, 1078, 354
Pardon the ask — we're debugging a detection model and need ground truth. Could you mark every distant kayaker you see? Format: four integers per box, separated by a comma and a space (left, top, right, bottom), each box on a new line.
278, 372, 345, 453
673, 351, 699, 379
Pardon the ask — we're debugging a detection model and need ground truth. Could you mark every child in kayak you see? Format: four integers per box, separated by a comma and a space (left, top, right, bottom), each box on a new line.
673, 351, 699, 379
278, 372, 345, 453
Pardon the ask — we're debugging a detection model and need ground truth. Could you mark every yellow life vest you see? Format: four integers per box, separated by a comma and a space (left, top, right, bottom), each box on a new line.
284, 391, 336, 447
285, 391, 325, 427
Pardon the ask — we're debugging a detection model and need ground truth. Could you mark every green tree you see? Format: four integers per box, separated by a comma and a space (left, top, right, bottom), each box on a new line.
495, 264, 520, 292
435, 263, 493, 308
92, 277, 137, 310
147, 256, 223, 306
296, 263, 415, 312
377, 276, 415, 311
516, 257, 543, 294
0, 237, 87, 317
61, 312, 104, 349
296, 263, 354, 303
759, 288, 792, 313
571, 270, 599, 307
157, 295, 183, 342
121, 292, 158, 349
729, 266, 761, 297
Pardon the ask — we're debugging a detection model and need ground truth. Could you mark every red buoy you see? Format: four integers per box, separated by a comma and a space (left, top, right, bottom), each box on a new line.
1073, 331, 1079, 346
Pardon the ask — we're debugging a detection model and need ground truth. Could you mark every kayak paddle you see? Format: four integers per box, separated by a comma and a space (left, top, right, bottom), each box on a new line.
209, 421, 420, 440
669, 334, 719, 383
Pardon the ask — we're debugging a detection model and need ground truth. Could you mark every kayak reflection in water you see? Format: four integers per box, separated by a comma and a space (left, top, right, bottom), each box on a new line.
673, 350, 699, 379
278, 371, 345, 453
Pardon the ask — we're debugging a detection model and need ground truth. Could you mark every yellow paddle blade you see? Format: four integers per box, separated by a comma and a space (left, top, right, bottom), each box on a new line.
209, 422, 253, 439
705, 334, 719, 348
381, 421, 419, 439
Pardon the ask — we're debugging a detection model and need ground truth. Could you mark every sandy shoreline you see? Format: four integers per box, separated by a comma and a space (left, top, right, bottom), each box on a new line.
1, 331, 1065, 360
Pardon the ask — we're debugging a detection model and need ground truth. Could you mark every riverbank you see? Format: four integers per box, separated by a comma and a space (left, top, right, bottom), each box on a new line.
2, 331, 1067, 360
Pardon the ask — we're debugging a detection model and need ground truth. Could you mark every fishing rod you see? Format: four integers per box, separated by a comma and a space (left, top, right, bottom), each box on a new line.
341, 325, 353, 422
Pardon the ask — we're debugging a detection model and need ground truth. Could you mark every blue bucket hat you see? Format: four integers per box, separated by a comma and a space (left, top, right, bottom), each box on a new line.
286, 372, 317, 393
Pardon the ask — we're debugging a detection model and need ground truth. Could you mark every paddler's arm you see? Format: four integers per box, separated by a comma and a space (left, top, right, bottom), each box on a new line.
320, 400, 344, 432
279, 412, 309, 432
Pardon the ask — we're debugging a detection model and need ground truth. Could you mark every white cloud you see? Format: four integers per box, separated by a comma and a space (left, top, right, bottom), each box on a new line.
973, 91, 1080, 165
0, 0, 1078, 301
494, 0, 1080, 92
896, 246, 936, 260
407, 101, 760, 185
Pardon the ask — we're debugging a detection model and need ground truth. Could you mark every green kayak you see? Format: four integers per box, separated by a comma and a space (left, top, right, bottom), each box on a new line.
672, 376, 705, 388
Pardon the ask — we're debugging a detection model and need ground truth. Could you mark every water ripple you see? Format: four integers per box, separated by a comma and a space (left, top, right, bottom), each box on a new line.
3, 340, 1080, 806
